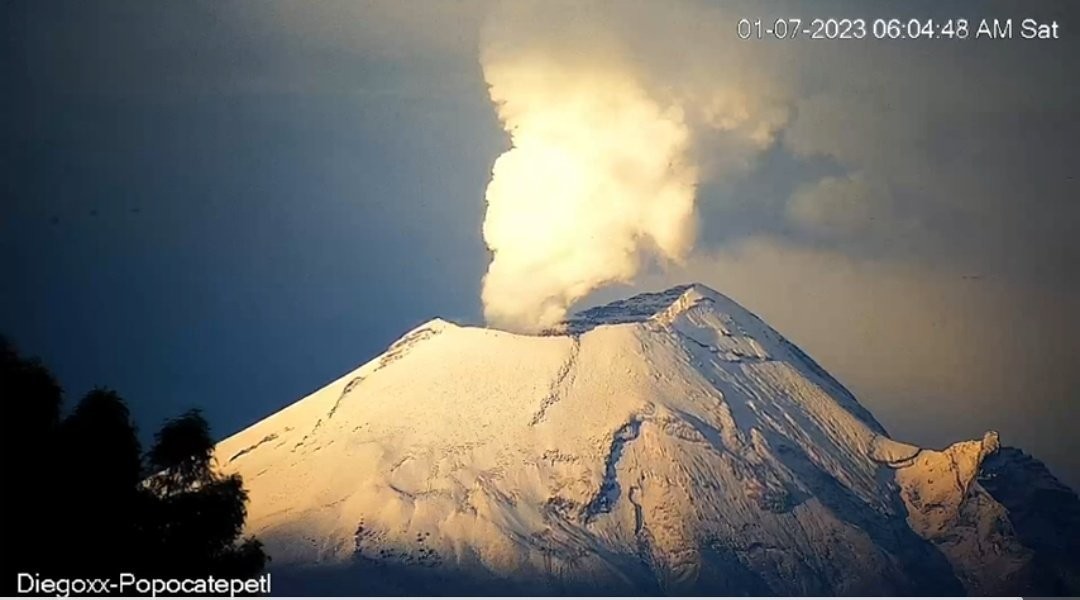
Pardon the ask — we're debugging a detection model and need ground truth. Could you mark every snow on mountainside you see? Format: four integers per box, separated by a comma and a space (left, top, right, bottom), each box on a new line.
216, 283, 1080, 595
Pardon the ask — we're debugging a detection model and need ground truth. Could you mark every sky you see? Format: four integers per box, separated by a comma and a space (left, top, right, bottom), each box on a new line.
2, 1, 1078, 485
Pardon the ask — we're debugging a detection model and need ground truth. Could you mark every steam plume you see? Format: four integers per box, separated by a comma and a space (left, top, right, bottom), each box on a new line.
478, 33, 702, 330
480, 67, 696, 330
477, 3, 789, 332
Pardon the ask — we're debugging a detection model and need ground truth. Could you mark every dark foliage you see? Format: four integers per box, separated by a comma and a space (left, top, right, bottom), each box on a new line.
0, 339, 268, 594
147, 409, 216, 497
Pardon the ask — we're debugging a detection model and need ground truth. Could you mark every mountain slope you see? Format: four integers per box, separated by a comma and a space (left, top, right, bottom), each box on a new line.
216, 283, 1079, 595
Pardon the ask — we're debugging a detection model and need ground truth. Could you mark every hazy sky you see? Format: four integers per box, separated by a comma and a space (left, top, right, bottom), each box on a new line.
3, 1, 1078, 485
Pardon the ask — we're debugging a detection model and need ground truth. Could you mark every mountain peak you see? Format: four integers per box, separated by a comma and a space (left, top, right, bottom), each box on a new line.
553, 282, 728, 334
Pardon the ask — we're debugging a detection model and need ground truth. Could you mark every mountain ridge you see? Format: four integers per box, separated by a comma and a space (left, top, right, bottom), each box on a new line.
216, 283, 1080, 595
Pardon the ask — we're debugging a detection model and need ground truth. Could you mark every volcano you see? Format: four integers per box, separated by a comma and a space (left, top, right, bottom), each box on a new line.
216, 284, 1080, 595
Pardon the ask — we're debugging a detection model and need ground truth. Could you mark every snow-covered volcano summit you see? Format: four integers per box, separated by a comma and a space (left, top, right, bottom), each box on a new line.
216, 284, 1080, 595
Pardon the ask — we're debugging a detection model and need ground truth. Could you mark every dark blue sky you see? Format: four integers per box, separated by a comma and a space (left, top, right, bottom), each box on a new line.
1, 0, 503, 439
3, 0, 1078, 485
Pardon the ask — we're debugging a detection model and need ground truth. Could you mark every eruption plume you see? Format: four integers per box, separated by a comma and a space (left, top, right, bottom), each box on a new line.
479, 52, 698, 331
478, 3, 789, 332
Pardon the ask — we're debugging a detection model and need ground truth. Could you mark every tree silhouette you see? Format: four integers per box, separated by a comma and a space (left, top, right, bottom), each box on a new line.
58, 388, 145, 579
1, 338, 268, 594
1, 336, 63, 585
142, 410, 268, 580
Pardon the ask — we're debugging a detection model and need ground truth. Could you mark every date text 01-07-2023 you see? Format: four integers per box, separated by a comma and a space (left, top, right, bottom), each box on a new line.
737, 17, 1061, 40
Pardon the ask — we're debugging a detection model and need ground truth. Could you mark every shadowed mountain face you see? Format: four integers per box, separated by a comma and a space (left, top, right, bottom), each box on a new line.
977, 448, 1080, 595
215, 284, 1080, 595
